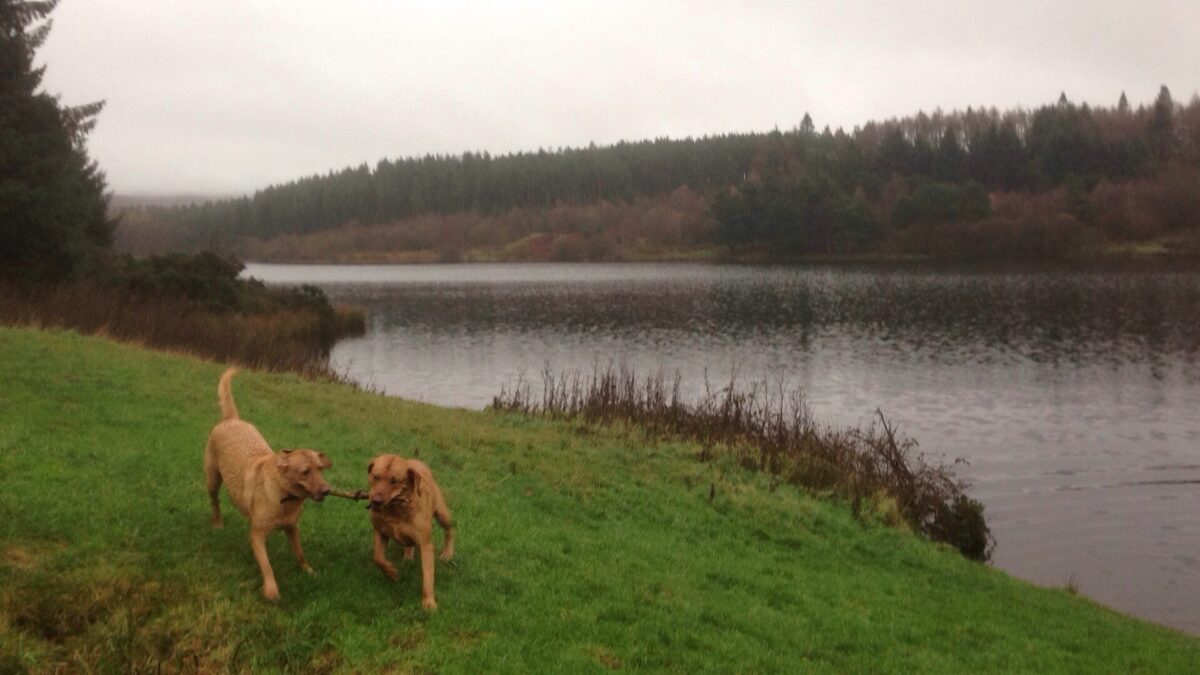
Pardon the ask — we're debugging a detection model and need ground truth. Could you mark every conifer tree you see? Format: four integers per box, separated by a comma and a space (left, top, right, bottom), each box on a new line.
799, 112, 815, 135
1148, 85, 1176, 161
0, 0, 111, 281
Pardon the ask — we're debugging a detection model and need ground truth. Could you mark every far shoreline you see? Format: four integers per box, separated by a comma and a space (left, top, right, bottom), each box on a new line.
241, 248, 1200, 270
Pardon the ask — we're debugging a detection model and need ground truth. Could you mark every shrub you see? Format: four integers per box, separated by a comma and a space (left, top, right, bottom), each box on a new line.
889, 209, 1105, 260
104, 251, 245, 311
1091, 180, 1164, 240
1, 252, 365, 374
549, 233, 587, 262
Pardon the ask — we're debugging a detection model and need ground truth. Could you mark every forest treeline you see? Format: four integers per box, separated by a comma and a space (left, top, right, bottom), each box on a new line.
121, 88, 1200, 261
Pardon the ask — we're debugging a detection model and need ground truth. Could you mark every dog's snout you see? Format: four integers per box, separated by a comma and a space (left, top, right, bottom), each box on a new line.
319, 485, 332, 496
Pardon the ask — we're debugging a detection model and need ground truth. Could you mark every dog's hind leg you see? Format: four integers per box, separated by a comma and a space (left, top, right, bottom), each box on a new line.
419, 542, 437, 610
434, 496, 455, 561
204, 439, 223, 528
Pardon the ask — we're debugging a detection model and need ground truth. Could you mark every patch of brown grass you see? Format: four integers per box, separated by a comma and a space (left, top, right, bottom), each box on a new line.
0, 283, 363, 377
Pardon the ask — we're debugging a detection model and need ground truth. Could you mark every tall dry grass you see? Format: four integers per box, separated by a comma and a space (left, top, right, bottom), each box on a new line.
0, 283, 363, 376
493, 364, 992, 560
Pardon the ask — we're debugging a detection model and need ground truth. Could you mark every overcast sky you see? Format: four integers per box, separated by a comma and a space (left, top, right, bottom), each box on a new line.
38, 0, 1199, 195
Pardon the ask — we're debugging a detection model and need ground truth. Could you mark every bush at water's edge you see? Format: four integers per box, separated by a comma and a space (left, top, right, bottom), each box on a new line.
0, 252, 365, 376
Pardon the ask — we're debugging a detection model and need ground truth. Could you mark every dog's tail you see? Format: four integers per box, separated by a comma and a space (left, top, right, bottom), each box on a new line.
218, 367, 240, 421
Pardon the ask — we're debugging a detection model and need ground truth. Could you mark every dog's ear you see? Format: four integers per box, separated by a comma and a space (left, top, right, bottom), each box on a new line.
367, 460, 374, 475
406, 467, 418, 492
316, 452, 332, 469
281, 448, 294, 453
275, 453, 289, 470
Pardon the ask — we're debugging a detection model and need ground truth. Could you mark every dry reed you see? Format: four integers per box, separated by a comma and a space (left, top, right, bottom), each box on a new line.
493, 363, 992, 560
0, 283, 363, 377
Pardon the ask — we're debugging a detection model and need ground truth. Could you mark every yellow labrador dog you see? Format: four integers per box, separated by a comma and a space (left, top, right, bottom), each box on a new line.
204, 368, 333, 601
367, 453, 455, 609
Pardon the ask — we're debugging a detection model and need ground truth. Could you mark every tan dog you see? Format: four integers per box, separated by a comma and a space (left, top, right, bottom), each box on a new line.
367, 453, 455, 609
204, 368, 333, 601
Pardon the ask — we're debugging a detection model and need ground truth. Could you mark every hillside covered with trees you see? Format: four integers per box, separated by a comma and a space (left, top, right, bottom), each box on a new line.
119, 88, 1200, 262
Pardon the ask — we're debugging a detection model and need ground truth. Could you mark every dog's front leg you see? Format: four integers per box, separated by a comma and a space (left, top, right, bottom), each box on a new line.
250, 528, 280, 601
283, 525, 315, 574
419, 542, 437, 610
374, 530, 398, 580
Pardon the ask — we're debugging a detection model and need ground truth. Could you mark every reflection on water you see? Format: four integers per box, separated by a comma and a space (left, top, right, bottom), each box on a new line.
248, 262, 1200, 633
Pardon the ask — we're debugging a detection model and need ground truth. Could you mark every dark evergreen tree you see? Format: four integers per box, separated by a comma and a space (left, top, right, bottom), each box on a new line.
876, 127, 915, 176
799, 112, 815, 135
1147, 85, 1175, 161
1027, 98, 1106, 182
0, 0, 111, 281
932, 127, 966, 181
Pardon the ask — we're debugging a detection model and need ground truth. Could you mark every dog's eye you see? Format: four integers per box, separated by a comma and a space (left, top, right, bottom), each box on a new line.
389, 477, 397, 484
302, 468, 310, 476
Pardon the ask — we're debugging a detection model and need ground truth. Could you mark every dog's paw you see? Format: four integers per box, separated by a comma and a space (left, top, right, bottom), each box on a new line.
302, 564, 316, 576
439, 549, 454, 562
422, 596, 438, 611
212, 519, 224, 529
262, 582, 280, 602
379, 562, 399, 581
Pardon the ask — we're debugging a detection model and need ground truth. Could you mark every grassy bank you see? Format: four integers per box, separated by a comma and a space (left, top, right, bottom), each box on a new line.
1, 327, 1197, 672
494, 366, 990, 560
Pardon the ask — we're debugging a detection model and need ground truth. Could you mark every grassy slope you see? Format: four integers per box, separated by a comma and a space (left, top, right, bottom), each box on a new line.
0, 328, 1196, 673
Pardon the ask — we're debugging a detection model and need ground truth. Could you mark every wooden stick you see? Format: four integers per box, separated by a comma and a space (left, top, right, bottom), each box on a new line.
329, 488, 369, 501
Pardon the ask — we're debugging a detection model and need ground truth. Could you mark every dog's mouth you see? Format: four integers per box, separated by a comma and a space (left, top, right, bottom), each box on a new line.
367, 493, 411, 512
294, 482, 327, 502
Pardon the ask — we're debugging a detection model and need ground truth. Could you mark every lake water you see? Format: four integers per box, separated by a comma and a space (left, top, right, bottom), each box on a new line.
247, 262, 1200, 634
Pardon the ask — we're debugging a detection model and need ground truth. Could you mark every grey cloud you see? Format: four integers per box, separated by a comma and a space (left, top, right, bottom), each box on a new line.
37, 0, 1200, 194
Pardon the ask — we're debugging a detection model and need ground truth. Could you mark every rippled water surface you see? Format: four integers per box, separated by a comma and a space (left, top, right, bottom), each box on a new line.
249, 262, 1200, 633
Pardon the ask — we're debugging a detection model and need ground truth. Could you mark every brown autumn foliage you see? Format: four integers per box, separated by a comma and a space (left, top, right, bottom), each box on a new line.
886, 187, 1106, 260
1091, 164, 1200, 240
122, 187, 716, 263
882, 167, 1200, 261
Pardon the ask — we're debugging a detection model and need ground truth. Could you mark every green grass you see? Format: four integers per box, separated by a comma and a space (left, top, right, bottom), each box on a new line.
0, 327, 1197, 673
